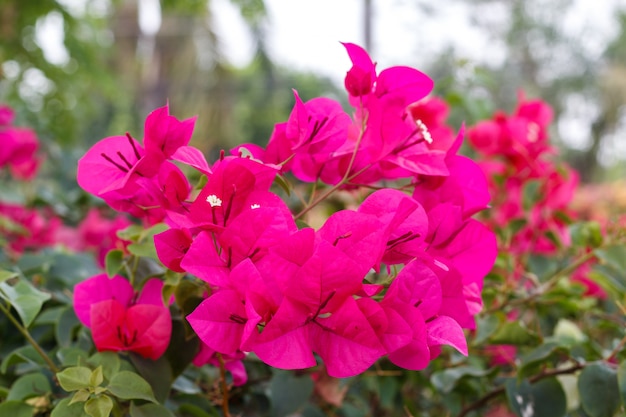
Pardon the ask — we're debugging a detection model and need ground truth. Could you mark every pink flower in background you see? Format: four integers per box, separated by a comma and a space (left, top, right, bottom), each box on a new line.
0, 105, 41, 180
76, 208, 133, 266
0, 202, 61, 256
74, 274, 171, 360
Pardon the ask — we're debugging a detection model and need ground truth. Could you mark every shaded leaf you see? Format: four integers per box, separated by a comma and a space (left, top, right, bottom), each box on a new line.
57, 366, 93, 392
506, 377, 566, 417
105, 250, 125, 278
7, 373, 51, 400
50, 397, 88, 417
129, 402, 176, 417
0, 401, 34, 417
84, 394, 113, 417
578, 362, 620, 417
107, 371, 157, 403
0, 279, 51, 327
270, 370, 314, 417
431, 366, 492, 394
490, 321, 541, 346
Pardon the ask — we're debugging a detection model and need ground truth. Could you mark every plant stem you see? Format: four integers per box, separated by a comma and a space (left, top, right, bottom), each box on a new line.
606, 333, 626, 362
456, 363, 584, 417
0, 301, 59, 373
216, 353, 231, 417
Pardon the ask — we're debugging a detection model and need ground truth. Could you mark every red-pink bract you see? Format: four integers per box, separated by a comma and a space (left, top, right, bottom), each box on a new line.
73, 274, 171, 360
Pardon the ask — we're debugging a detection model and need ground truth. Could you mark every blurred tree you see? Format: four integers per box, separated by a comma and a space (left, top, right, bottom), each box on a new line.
0, 0, 341, 169
424, 0, 626, 182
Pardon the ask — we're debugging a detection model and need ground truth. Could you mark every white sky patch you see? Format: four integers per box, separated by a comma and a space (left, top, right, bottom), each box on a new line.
558, 94, 599, 151
138, 0, 161, 36
35, 12, 70, 66
211, 0, 256, 67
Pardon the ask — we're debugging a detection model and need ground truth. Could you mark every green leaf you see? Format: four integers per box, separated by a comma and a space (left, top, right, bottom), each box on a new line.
57, 366, 93, 392
270, 370, 314, 417
87, 352, 120, 383
51, 397, 88, 417
90, 366, 104, 387
7, 373, 51, 401
70, 389, 91, 405
506, 377, 566, 417
56, 306, 80, 348
129, 353, 172, 403
0, 401, 34, 417
116, 224, 144, 241
57, 347, 90, 367
570, 221, 603, 248
519, 342, 568, 378
473, 314, 500, 345
522, 179, 541, 210
552, 319, 586, 346
618, 361, 626, 407
129, 402, 176, 417
0, 279, 51, 327
106, 371, 158, 403
578, 361, 620, 417
489, 321, 541, 346
274, 174, 292, 196
0, 269, 18, 283
431, 366, 492, 394
104, 250, 125, 278
84, 394, 114, 417
1, 345, 46, 373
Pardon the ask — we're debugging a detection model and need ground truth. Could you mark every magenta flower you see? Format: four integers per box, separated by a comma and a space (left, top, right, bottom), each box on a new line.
0, 109, 41, 180
77, 105, 209, 222
73, 274, 172, 360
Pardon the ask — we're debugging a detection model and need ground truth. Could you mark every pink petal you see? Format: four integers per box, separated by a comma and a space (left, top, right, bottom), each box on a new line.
73, 274, 133, 327
154, 227, 193, 273
250, 299, 316, 369
171, 145, 211, 175
125, 303, 172, 360
426, 315, 468, 356
136, 278, 165, 306
187, 290, 247, 355
90, 299, 126, 353
386, 303, 430, 370
309, 297, 385, 378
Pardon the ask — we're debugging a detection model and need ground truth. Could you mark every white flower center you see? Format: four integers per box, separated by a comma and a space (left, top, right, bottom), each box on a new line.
206, 194, 222, 207
416, 119, 433, 144
250, 203, 261, 209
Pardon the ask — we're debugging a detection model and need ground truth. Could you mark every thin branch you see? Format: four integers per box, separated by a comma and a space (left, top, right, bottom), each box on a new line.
0, 301, 59, 373
456, 363, 584, 417
216, 353, 231, 417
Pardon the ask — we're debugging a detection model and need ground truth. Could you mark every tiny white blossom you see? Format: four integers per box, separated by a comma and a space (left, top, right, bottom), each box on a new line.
527, 122, 540, 143
206, 194, 222, 207
250, 203, 261, 209
416, 119, 433, 144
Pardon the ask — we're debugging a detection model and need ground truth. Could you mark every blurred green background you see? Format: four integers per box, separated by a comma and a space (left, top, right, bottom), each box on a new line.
1, 0, 626, 184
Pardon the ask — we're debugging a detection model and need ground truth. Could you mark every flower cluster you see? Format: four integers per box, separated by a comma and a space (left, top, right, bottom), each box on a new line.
75, 43, 497, 378
0, 105, 40, 180
467, 93, 578, 255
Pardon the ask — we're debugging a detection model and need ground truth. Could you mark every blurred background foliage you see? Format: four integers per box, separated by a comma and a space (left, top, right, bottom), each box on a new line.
0, 0, 625, 182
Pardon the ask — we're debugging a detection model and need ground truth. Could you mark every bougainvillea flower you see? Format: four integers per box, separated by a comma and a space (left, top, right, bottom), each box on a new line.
357, 188, 429, 266
0, 126, 40, 179
285, 92, 351, 182
186, 156, 280, 230
0, 202, 62, 256
76, 208, 132, 266
77, 134, 147, 197
154, 227, 193, 272
73, 274, 171, 360
138, 105, 211, 176
192, 342, 248, 386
